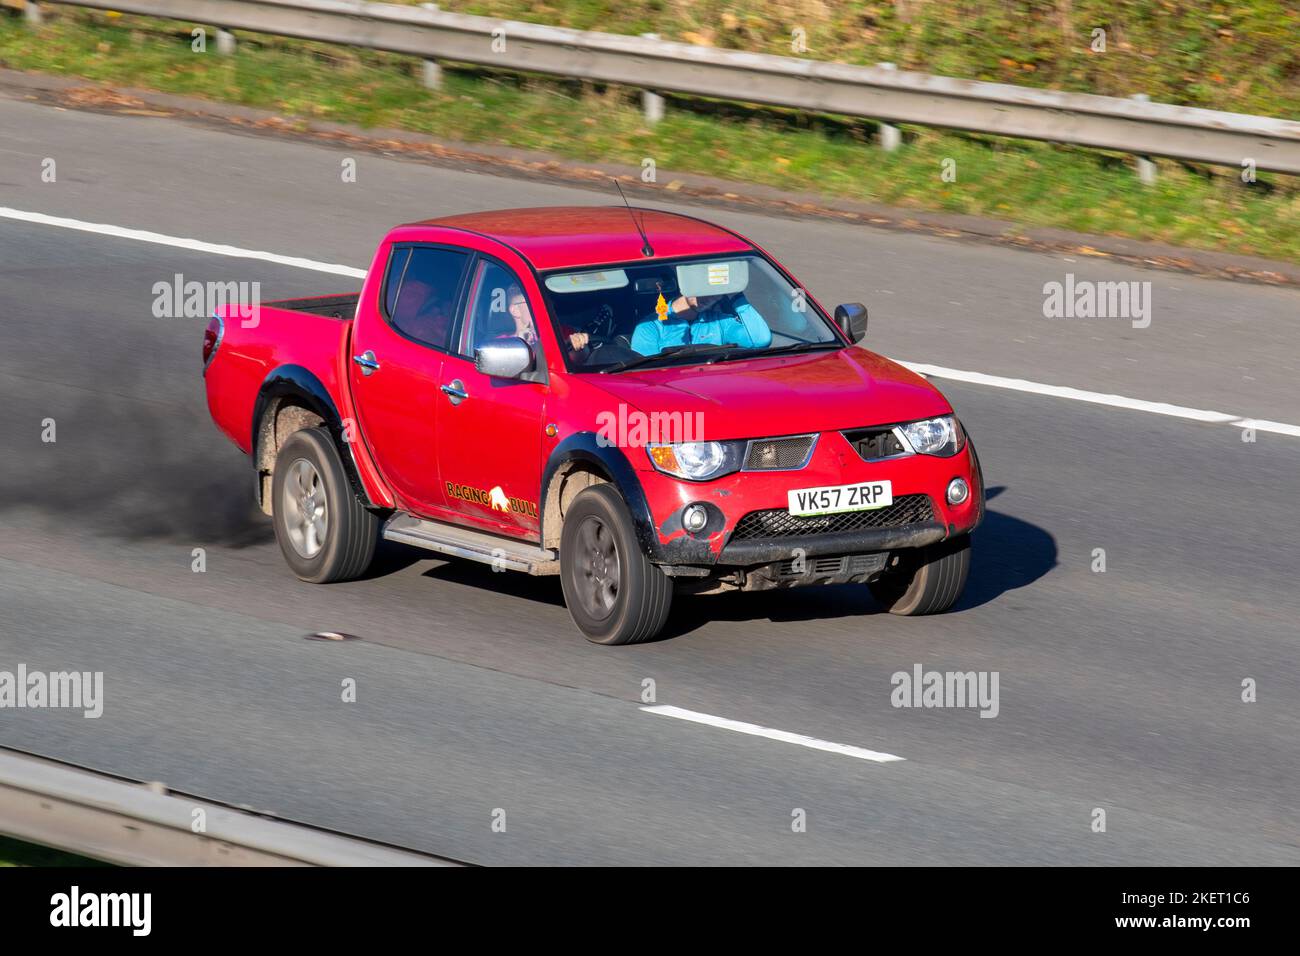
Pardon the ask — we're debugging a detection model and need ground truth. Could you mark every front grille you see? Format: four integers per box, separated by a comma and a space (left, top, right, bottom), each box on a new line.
842, 426, 907, 462
730, 494, 935, 540
744, 435, 815, 470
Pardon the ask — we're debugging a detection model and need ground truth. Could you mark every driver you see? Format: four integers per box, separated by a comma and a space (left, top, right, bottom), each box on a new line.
630, 292, 771, 356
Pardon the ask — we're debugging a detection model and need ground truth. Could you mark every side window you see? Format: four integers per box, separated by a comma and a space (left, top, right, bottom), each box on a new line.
383, 248, 409, 318
459, 259, 537, 357
386, 246, 469, 350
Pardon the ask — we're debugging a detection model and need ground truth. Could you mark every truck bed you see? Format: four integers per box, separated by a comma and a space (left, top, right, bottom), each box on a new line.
267, 294, 360, 320
206, 294, 359, 456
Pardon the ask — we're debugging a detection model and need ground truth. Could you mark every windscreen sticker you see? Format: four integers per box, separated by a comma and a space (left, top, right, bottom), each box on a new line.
445, 481, 538, 518
707, 263, 730, 286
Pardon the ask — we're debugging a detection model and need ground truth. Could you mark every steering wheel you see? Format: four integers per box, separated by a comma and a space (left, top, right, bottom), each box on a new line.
571, 304, 631, 363
592, 303, 616, 339
582, 337, 638, 367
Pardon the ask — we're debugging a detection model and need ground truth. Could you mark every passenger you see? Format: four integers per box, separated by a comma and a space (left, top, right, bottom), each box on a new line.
393, 278, 453, 346
630, 292, 771, 356
502, 285, 538, 347
498, 285, 590, 354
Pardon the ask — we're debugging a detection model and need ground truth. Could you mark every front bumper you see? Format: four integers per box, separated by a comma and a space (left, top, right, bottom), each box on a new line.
636, 428, 985, 570
715, 521, 947, 565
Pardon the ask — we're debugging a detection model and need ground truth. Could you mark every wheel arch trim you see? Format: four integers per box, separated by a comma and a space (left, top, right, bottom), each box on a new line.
252, 364, 378, 509
540, 433, 659, 558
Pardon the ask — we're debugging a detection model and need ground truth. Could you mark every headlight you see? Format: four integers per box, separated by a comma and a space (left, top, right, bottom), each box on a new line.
901, 416, 965, 457
646, 441, 745, 480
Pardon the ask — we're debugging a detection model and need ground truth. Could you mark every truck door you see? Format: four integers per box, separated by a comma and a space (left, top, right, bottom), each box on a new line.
347, 243, 471, 518
434, 255, 546, 540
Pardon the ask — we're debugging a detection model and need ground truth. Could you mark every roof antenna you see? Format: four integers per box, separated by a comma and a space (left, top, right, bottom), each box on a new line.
613, 179, 654, 258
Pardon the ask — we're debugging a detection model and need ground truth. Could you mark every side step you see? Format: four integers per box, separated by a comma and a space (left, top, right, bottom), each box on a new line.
382, 514, 559, 575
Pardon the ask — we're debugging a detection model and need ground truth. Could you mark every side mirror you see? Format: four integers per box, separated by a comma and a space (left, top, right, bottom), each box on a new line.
834, 303, 869, 344
475, 337, 534, 379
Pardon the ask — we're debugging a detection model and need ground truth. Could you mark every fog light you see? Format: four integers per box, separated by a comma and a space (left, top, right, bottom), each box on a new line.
683, 504, 709, 532
946, 478, 970, 505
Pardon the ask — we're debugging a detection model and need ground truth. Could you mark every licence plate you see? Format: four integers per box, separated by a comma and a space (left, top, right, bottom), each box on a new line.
788, 481, 893, 517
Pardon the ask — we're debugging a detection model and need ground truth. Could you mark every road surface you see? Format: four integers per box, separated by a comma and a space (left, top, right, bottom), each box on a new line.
0, 97, 1296, 864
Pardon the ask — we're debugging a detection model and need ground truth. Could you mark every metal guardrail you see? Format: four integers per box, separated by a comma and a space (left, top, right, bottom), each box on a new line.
29, 0, 1300, 176
0, 748, 461, 865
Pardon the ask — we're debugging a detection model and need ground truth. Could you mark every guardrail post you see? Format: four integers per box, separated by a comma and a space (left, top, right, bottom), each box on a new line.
640, 34, 665, 125
216, 27, 236, 55
1130, 94, 1157, 185
642, 89, 665, 124
420, 4, 443, 89
23, 1, 42, 26
877, 64, 902, 151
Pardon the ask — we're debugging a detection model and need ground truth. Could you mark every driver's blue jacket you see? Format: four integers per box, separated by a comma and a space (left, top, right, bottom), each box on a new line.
630, 295, 772, 356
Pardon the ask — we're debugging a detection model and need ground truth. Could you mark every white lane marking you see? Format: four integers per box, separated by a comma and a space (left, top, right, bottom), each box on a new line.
899, 361, 1298, 437
641, 705, 904, 763
0, 206, 367, 278
3, 206, 1294, 436
1232, 418, 1300, 438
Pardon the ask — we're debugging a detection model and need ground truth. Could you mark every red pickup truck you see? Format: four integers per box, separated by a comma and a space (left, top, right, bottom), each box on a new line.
203, 207, 984, 644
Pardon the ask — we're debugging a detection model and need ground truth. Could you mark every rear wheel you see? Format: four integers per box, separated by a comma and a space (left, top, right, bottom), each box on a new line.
869, 534, 971, 615
271, 426, 378, 584
560, 484, 673, 645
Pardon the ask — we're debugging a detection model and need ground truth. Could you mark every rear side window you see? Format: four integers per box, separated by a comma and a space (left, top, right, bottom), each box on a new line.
383, 249, 409, 317
383, 246, 469, 350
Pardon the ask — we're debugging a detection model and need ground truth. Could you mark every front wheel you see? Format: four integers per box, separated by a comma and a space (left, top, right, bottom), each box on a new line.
560, 484, 673, 645
869, 534, 971, 615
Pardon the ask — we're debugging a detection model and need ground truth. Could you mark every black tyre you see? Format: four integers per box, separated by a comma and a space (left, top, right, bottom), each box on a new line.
271, 426, 378, 584
869, 534, 971, 615
560, 484, 673, 645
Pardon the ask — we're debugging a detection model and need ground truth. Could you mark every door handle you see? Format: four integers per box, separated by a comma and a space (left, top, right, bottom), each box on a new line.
440, 379, 468, 405
352, 350, 380, 376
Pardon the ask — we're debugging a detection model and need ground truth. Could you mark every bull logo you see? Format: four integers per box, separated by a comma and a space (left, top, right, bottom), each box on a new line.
489, 486, 510, 512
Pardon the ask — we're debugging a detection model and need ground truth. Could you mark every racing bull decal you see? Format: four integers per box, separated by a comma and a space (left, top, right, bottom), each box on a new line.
445, 481, 538, 518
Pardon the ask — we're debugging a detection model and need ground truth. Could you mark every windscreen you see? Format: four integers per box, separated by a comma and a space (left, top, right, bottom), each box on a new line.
540, 254, 841, 372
